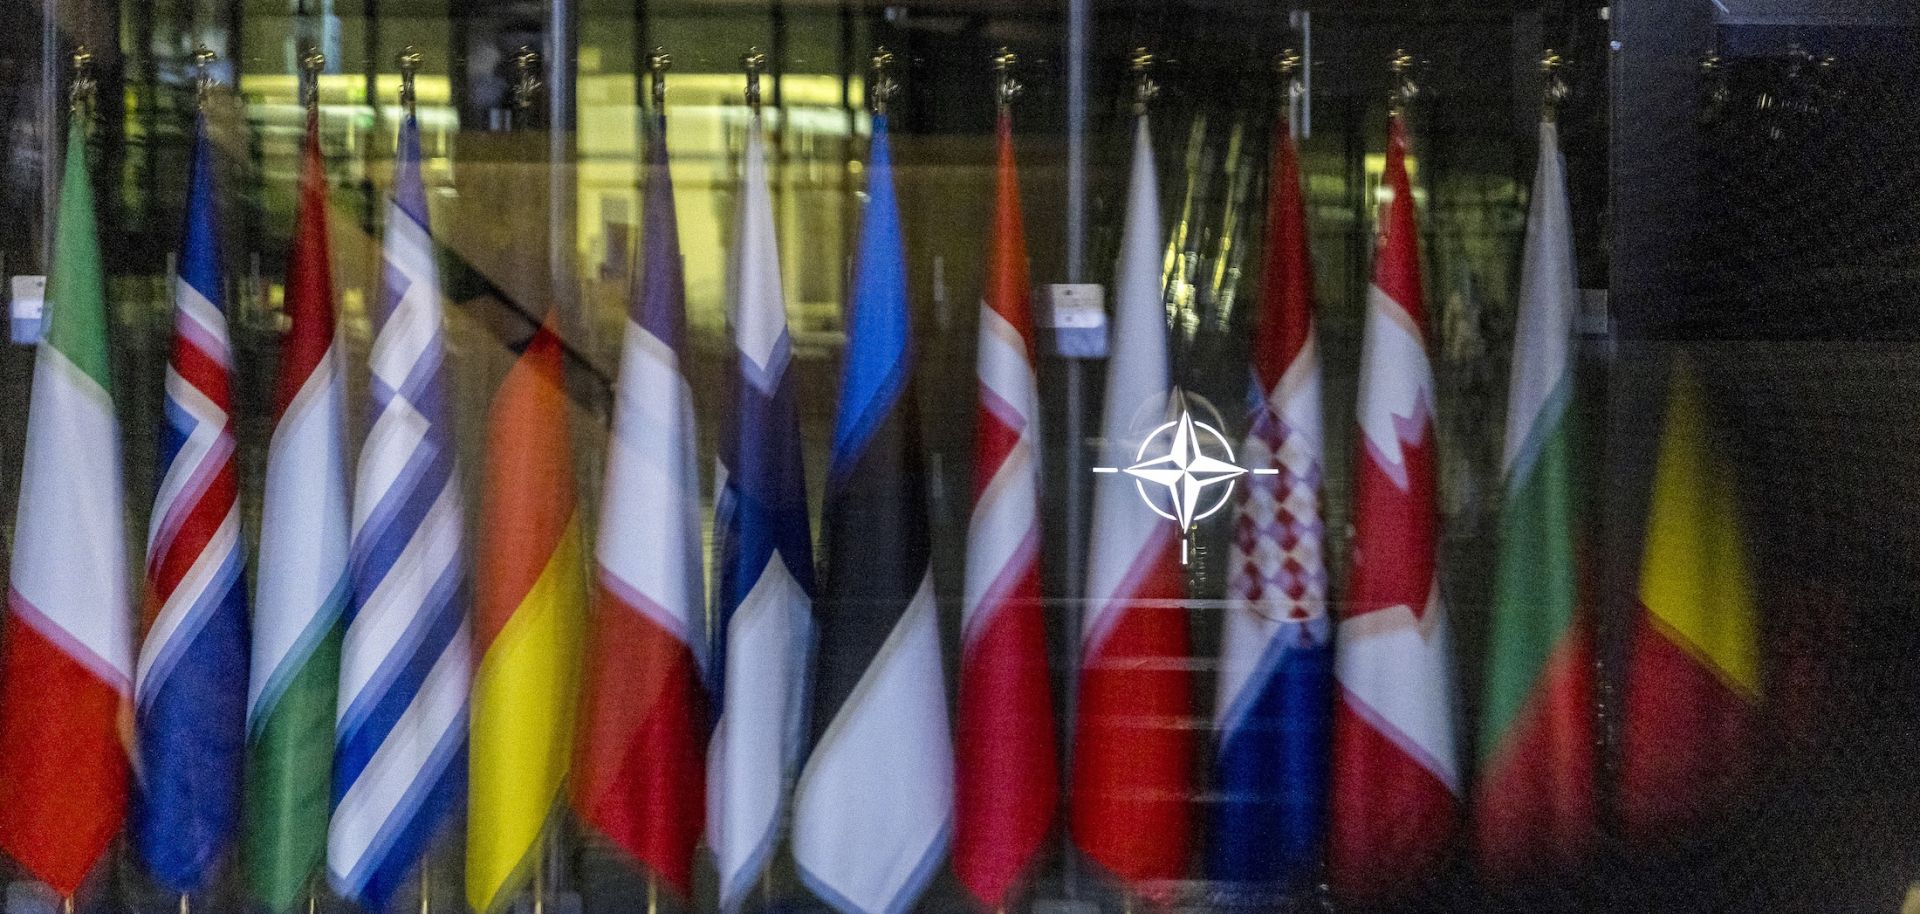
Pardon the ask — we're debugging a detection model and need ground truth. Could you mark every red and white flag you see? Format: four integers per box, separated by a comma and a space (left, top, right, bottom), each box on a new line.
954, 109, 1058, 908
1071, 114, 1193, 903
1328, 112, 1460, 900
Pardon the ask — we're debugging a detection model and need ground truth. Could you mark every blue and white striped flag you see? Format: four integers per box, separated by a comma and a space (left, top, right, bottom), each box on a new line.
707, 114, 817, 914
328, 113, 472, 910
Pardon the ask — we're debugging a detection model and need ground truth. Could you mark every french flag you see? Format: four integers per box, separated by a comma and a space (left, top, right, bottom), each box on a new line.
573, 112, 709, 898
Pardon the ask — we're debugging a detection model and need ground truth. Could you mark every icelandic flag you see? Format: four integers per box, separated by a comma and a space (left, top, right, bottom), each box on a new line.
1209, 114, 1332, 890
328, 113, 472, 910
791, 114, 954, 914
707, 113, 816, 913
132, 113, 252, 895
575, 115, 711, 897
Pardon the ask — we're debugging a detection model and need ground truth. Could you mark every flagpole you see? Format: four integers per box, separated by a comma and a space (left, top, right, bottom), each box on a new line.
396, 47, 430, 914
174, 50, 217, 914
740, 50, 773, 914
990, 52, 1013, 914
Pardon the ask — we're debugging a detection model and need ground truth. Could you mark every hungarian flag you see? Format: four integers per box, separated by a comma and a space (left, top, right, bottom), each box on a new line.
0, 116, 134, 901
1208, 113, 1331, 889
1473, 117, 1596, 878
1327, 112, 1459, 899
1621, 364, 1758, 839
574, 115, 709, 896
244, 105, 350, 911
133, 112, 252, 896
954, 108, 1058, 907
1073, 113, 1193, 902
707, 111, 815, 914
467, 315, 588, 913
791, 114, 954, 914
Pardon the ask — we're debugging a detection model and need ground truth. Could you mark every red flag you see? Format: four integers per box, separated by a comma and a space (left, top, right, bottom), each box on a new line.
1071, 116, 1193, 904
954, 111, 1058, 907
1327, 113, 1460, 899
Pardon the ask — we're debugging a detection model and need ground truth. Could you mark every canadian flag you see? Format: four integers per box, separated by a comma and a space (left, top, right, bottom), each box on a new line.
1327, 112, 1460, 900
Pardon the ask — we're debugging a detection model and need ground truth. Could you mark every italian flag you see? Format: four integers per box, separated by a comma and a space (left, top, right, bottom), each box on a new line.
0, 118, 135, 899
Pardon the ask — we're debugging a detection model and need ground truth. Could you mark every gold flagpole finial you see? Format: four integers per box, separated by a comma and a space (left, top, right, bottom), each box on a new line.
69, 46, 96, 116
1275, 47, 1303, 80
1276, 47, 1304, 112
869, 47, 899, 117
1130, 47, 1159, 116
300, 46, 325, 112
1388, 48, 1418, 116
511, 46, 542, 113
743, 47, 766, 115
396, 45, 422, 116
1540, 47, 1570, 121
193, 46, 218, 108
992, 47, 1021, 113
647, 47, 671, 111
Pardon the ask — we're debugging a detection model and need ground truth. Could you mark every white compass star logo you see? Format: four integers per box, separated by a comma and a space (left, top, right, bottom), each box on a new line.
1095, 397, 1278, 565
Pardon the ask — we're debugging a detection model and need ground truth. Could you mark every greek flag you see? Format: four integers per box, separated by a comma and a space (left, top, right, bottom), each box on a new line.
327, 113, 472, 910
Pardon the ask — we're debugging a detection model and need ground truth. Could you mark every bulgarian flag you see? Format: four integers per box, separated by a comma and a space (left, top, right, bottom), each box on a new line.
1472, 117, 1596, 878
1621, 363, 1759, 839
0, 117, 134, 902
467, 316, 589, 913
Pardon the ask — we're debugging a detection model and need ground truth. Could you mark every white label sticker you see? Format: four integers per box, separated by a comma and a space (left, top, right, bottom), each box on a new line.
1044, 283, 1108, 358
10, 275, 46, 345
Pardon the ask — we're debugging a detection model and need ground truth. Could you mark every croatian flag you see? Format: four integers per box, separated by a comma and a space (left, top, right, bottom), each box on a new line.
791, 114, 954, 914
575, 115, 710, 897
1209, 113, 1332, 890
133, 114, 252, 895
328, 113, 472, 910
1072, 114, 1194, 902
1327, 112, 1460, 901
707, 112, 816, 913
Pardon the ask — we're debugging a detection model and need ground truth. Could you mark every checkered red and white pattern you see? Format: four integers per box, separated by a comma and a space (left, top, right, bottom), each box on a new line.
1230, 406, 1327, 625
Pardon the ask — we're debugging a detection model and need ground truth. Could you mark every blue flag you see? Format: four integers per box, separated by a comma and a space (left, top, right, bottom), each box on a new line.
132, 114, 251, 894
